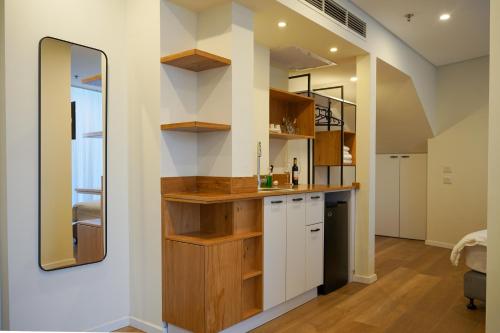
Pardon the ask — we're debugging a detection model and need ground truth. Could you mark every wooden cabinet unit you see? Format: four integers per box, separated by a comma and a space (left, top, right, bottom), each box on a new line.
162, 199, 263, 333
269, 88, 315, 140
314, 131, 356, 166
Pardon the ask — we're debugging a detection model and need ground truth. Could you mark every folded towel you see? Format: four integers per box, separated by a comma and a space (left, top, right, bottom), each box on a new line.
343, 152, 352, 159
343, 146, 350, 152
343, 159, 353, 164
450, 230, 487, 266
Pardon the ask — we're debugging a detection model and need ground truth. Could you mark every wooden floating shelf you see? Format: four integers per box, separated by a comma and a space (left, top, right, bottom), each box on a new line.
165, 231, 262, 246
269, 132, 314, 140
81, 74, 102, 86
161, 121, 231, 133
243, 270, 262, 280
270, 87, 314, 102
160, 49, 231, 72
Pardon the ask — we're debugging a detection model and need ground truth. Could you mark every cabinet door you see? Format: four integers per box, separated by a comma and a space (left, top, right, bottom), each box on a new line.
306, 223, 324, 290
286, 194, 307, 300
375, 154, 400, 237
263, 196, 287, 310
400, 154, 427, 240
306, 192, 324, 225
205, 241, 242, 332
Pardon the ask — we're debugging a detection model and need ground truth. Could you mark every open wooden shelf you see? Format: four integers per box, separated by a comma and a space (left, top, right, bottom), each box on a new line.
81, 74, 102, 86
161, 121, 231, 133
243, 270, 262, 280
242, 308, 261, 320
165, 231, 262, 246
269, 88, 315, 140
314, 131, 356, 166
270, 132, 314, 140
160, 49, 231, 72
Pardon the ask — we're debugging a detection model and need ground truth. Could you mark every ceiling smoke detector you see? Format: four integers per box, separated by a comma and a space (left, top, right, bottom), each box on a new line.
404, 13, 415, 22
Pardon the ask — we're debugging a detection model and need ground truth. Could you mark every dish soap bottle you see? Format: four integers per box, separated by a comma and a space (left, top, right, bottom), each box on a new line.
292, 157, 299, 186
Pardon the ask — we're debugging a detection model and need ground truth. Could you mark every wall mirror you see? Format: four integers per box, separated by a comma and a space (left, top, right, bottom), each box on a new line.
39, 37, 107, 271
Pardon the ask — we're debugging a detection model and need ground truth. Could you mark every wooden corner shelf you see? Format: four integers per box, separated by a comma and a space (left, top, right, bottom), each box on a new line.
160, 49, 231, 72
269, 132, 314, 140
161, 121, 231, 133
269, 88, 315, 140
81, 74, 102, 85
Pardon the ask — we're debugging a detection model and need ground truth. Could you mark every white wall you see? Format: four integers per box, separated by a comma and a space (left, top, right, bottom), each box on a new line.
3, 0, 130, 330
427, 57, 489, 248
254, 43, 270, 174
436, 56, 490, 134
126, 0, 162, 331
487, 1, 500, 331
0, 0, 7, 328
427, 110, 488, 247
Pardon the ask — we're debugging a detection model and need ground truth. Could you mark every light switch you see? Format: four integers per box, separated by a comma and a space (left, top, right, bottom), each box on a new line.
443, 166, 452, 174
443, 177, 453, 185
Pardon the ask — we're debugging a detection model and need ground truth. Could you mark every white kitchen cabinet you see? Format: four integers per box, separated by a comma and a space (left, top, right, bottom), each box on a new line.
376, 154, 427, 240
306, 223, 324, 290
286, 194, 307, 301
263, 196, 287, 310
306, 192, 324, 225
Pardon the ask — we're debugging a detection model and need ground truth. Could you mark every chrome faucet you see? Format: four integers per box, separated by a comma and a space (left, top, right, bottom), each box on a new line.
257, 141, 262, 188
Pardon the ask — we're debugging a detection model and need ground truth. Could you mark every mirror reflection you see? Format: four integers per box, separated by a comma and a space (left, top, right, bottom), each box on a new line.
39, 37, 107, 270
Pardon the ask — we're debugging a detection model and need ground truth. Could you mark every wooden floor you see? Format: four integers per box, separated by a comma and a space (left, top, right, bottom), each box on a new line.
252, 236, 485, 333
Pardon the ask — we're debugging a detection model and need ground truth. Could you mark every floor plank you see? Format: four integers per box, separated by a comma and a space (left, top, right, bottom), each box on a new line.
252, 236, 485, 333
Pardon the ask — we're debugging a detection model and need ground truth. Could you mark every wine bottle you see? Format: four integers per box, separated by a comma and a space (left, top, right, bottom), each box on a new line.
292, 157, 299, 186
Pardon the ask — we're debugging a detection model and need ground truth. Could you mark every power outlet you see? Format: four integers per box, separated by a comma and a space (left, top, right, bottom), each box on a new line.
443, 177, 453, 185
443, 166, 452, 174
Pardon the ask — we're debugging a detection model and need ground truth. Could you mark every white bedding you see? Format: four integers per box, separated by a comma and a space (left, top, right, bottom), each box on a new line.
450, 229, 487, 268
464, 245, 487, 274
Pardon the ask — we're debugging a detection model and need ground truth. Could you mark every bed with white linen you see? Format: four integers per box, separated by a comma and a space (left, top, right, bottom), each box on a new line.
450, 229, 487, 309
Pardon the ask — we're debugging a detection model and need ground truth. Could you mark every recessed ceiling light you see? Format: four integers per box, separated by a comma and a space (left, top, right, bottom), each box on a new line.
329, 47, 338, 53
350, 76, 358, 82
439, 13, 451, 21
278, 21, 287, 28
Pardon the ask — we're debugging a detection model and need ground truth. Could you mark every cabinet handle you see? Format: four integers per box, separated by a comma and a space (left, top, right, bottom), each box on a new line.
401, 155, 410, 158
292, 198, 303, 202
310, 228, 321, 232
311, 196, 321, 199
390, 155, 399, 158
271, 200, 283, 204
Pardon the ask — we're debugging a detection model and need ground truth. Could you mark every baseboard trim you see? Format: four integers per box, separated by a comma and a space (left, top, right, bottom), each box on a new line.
87, 316, 130, 332
167, 289, 318, 333
130, 316, 164, 333
352, 273, 378, 284
425, 240, 455, 249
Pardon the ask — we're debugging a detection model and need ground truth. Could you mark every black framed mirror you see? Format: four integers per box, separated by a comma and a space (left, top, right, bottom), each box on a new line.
38, 37, 108, 271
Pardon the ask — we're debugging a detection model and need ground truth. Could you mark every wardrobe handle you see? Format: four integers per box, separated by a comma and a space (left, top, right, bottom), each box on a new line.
390, 155, 399, 158
311, 196, 321, 199
292, 198, 303, 202
401, 155, 410, 158
310, 228, 321, 232
271, 200, 283, 204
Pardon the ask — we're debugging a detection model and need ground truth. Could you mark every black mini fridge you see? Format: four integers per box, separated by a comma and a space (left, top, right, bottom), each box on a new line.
318, 200, 349, 295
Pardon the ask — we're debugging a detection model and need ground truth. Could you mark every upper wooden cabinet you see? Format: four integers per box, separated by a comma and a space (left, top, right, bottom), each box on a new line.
269, 88, 315, 140
160, 49, 231, 72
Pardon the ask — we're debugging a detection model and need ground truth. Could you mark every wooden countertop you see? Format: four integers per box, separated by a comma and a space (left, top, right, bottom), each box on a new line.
163, 184, 355, 204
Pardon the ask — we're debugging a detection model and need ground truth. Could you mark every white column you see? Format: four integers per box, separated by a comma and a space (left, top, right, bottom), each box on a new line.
353, 54, 377, 283
487, 0, 500, 331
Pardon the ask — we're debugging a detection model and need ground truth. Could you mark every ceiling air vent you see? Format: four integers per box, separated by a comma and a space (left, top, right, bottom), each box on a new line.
304, 0, 323, 11
347, 12, 367, 38
301, 0, 367, 38
324, 0, 347, 25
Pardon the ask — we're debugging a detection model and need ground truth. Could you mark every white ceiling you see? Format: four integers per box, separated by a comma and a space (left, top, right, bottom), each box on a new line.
351, 0, 490, 66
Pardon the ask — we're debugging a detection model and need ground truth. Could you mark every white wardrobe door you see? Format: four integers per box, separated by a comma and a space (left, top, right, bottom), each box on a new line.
399, 154, 427, 240
375, 155, 400, 237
